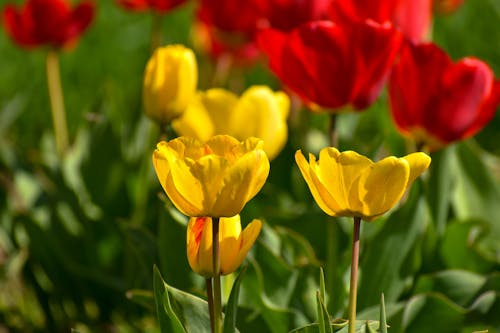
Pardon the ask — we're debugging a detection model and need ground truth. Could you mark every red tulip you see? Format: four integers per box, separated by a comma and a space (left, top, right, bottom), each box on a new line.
258, 20, 403, 110
3, 0, 94, 49
389, 42, 500, 150
195, 0, 332, 64
327, 0, 432, 42
265, 0, 331, 31
116, 0, 186, 13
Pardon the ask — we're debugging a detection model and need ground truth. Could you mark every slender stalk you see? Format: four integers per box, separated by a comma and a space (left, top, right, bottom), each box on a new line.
326, 113, 338, 312
150, 13, 163, 53
348, 217, 361, 333
206, 278, 215, 333
212, 217, 222, 333
46, 50, 69, 156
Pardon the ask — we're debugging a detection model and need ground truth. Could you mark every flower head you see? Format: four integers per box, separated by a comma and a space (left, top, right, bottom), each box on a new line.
173, 86, 290, 160
3, 0, 94, 49
295, 148, 431, 221
187, 215, 261, 277
143, 45, 198, 126
327, 0, 432, 42
258, 20, 403, 111
389, 42, 500, 151
116, 0, 186, 13
152, 135, 270, 217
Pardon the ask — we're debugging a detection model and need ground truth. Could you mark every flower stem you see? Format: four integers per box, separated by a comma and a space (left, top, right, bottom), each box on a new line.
206, 278, 215, 333
326, 113, 339, 313
150, 13, 163, 53
46, 50, 69, 156
348, 217, 361, 333
212, 217, 222, 333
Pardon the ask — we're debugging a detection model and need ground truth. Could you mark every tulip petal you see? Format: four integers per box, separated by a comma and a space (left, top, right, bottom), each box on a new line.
197, 217, 215, 276
213, 149, 269, 217
321, 149, 372, 212
295, 150, 341, 216
154, 142, 205, 216
186, 217, 206, 274
402, 152, 431, 186
224, 219, 262, 275
200, 89, 239, 134
190, 155, 229, 211
219, 215, 242, 275
172, 92, 215, 142
361, 157, 409, 219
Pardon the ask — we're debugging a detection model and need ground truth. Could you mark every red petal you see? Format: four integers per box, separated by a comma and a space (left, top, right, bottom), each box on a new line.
2, 5, 38, 47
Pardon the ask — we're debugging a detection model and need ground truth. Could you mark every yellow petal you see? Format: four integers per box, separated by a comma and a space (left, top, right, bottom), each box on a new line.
197, 217, 215, 276
163, 147, 205, 216
224, 219, 262, 275
219, 215, 242, 275
172, 92, 215, 142
189, 155, 230, 213
402, 152, 431, 186
143, 45, 197, 124
295, 150, 341, 216
230, 86, 289, 158
360, 157, 409, 219
202, 89, 239, 134
212, 149, 269, 217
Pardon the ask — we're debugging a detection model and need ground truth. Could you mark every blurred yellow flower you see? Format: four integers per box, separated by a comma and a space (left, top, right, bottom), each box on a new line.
295, 148, 431, 221
172, 86, 290, 160
187, 215, 261, 277
143, 44, 197, 126
152, 135, 270, 217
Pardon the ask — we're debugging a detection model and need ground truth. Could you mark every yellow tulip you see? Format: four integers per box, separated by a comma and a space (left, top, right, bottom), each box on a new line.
152, 135, 270, 217
143, 45, 197, 125
295, 148, 431, 221
187, 215, 261, 277
172, 86, 290, 160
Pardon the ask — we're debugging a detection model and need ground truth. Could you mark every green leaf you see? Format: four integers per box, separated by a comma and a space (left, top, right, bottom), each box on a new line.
402, 294, 464, 333
317, 291, 332, 333
153, 266, 185, 333
319, 267, 326, 307
426, 147, 454, 236
154, 265, 213, 333
440, 220, 495, 273
358, 185, 429, 309
380, 294, 387, 333
223, 266, 247, 333
452, 143, 500, 222
126, 289, 155, 310
414, 270, 486, 307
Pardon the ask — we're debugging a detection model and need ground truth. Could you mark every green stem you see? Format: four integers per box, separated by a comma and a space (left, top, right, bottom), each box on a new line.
212, 217, 222, 333
326, 113, 338, 313
46, 50, 69, 156
150, 13, 163, 53
348, 217, 361, 333
206, 278, 215, 333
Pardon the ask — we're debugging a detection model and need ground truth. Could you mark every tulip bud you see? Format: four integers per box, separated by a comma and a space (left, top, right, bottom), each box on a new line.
186, 216, 262, 277
143, 45, 197, 126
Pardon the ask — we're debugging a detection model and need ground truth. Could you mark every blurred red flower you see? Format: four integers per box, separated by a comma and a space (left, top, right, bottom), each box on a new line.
116, 0, 186, 13
258, 20, 403, 110
389, 42, 500, 151
3, 0, 94, 49
327, 0, 432, 41
264, 0, 331, 31
194, 0, 331, 64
